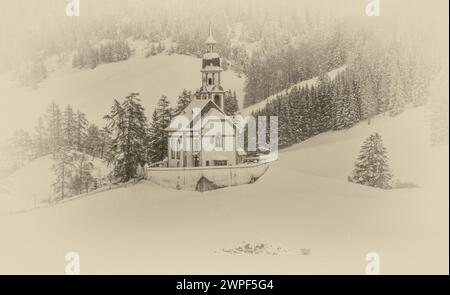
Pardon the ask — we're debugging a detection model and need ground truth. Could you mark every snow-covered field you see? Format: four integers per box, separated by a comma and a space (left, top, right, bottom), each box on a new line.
0, 54, 246, 142
0, 106, 447, 274
0, 154, 111, 213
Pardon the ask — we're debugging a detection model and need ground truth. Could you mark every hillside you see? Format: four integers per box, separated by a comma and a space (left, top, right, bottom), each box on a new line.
0, 154, 110, 213
239, 65, 347, 116
0, 106, 447, 274
0, 54, 246, 142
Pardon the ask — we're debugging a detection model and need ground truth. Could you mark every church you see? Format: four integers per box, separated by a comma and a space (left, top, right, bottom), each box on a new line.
165, 28, 239, 168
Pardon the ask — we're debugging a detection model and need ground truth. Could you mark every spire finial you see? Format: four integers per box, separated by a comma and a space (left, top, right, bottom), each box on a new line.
205, 23, 217, 47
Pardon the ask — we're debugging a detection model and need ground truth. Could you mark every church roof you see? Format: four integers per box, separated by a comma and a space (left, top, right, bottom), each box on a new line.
166, 99, 225, 131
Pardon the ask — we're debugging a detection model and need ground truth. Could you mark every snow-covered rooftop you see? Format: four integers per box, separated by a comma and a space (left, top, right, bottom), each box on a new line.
166, 99, 225, 131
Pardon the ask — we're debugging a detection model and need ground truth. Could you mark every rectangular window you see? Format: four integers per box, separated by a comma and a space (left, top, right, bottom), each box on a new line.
214, 160, 227, 166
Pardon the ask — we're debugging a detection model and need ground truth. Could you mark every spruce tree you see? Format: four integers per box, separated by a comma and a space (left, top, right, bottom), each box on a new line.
62, 105, 77, 149
85, 124, 101, 157
309, 85, 321, 135
349, 133, 393, 189
224, 90, 239, 115
104, 93, 149, 181
277, 96, 294, 147
46, 101, 63, 154
388, 62, 407, 117
99, 126, 112, 160
75, 110, 89, 152
148, 95, 172, 163
317, 72, 333, 132
174, 89, 192, 116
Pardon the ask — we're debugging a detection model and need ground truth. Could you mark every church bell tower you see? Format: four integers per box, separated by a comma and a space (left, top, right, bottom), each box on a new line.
198, 26, 225, 111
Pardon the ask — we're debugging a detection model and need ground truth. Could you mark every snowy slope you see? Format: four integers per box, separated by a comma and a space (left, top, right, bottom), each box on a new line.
0, 106, 447, 274
240, 65, 347, 116
0, 54, 246, 142
0, 154, 110, 213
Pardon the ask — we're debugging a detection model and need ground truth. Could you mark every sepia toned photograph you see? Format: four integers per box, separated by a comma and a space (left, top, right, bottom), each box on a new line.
0, 0, 448, 277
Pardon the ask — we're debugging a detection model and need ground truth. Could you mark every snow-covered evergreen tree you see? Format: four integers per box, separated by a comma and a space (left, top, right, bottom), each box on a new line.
342, 85, 359, 128
148, 95, 172, 163
224, 90, 239, 115
359, 73, 377, 124
349, 133, 393, 189
333, 94, 346, 131
173, 89, 192, 116
104, 93, 149, 181
75, 110, 89, 152
98, 126, 112, 160
317, 72, 334, 132
62, 105, 77, 149
46, 101, 63, 154
388, 62, 407, 117
333, 71, 359, 130
277, 96, 295, 147
85, 124, 102, 158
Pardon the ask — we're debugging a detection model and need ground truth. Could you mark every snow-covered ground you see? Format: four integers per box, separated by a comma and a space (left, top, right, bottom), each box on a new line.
0, 54, 246, 142
0, 154, 111, 214
0, 106, 447, 274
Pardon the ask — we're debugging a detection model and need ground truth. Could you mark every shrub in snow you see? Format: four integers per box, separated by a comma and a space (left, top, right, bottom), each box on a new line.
348, 133, 393, 189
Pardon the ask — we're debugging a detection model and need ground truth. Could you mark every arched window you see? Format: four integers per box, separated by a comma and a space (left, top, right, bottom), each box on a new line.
215, 133, 222, 148
208, 77, 212, 85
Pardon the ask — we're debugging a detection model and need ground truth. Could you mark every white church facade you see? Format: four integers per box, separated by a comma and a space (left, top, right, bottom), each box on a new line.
166, 28, 239, 168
